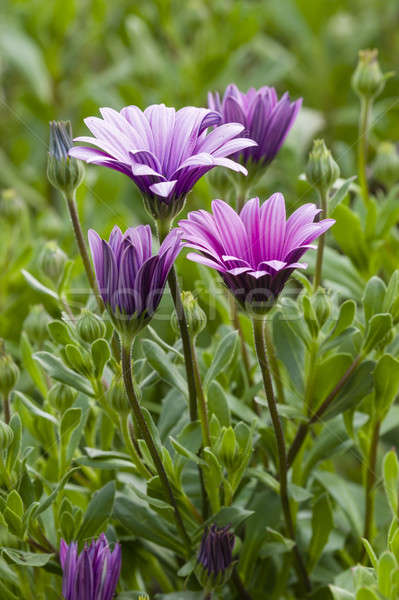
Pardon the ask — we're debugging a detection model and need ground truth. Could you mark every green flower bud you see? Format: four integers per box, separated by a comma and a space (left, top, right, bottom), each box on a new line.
217, 426, 237, 469
39, 241, 67, 287
23, 305, 51, 346
0, 342, 19, 396
351, 49, 385, 100
37, 210, 63, 238
373, 142, 399, 188
0, 189, 26, 225
0, 421, 14, 451
108, 371, 129, 414
48, 382, 77, 413
312, 289, 331, 329
47, 120, 85, 196
77, 309, 106, 344
63, 344, 93, 377
171, 291, 207, 338
306, 139, 340, 193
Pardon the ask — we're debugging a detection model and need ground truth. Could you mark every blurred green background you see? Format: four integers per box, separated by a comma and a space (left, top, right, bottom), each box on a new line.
0, 0, 398, 339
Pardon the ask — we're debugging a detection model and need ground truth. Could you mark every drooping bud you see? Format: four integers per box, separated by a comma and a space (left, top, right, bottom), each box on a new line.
351, 49, 385, 100
0, 421, 14, 451
23, 305, 51, 346
0, 189, 26, 226
0, 342, 19, 396
312, 288, 331, 329
196, 525, 235, 591
47, 120, 85, 197
306, 139, 340, 194
373, 142, 399, 188
171, 292, 207, 338
76, 309, 106, 344
108, 370, 129, 414
39, 241, 68, 287
48, 383, 77, 413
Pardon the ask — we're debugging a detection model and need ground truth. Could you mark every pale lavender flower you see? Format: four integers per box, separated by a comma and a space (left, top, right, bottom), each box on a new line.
179, 195, 334, 313
88, 224, 181, 334
208, 84, 302, 172
69, 104, 256, 219
60, 534, 121, 600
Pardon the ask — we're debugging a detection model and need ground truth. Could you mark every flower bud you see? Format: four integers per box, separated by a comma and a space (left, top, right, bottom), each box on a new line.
373, 142, 399, 188
196, 525, 235, 591
47, 120, 85, 196
0, 342, 19, 396
217, 427, 237, 470
171, 292, 207, 338
39, 241, 67, 287
0, 421, 14, 451
63, 344, 93, 377
351, 49, 385, 100
312, 289, 331, 329
0, 189, 26, 226
108, 371, 129, 414
48, 383, 77, 413
77, 309, 106, 344
306, 139, 340, 194
23, 305, 51, 346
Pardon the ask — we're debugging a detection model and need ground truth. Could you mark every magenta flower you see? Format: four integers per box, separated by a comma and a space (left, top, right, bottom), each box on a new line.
88, 224, 181, 334
179, 195, 334, 313
69, 104, 256, 220
60, 534, 121, 600
208, 84, 302, 173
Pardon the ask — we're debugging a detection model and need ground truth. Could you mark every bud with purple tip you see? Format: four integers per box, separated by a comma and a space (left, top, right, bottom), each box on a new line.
196, 525, 235, 591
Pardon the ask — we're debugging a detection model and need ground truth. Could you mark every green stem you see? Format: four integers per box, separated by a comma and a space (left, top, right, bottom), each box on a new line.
303, 339, 318, 417
362, 418, 381, 559
287, 354, 363, 469
65, 190, 105, 313
121, 339, 191, 555
313, 187, 328, 291
157, 219, 197, 421
230, 298, 255, 398
120, 414, 152, 479
252, 317, 311, 593
358, 96, 372, 210
264, 318, 285, 405
190, 338, 211, 447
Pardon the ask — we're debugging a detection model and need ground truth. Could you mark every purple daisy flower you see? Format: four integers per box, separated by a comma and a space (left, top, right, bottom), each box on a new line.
88, 224, 181, 335
60, 534, 121, 600
179, 195, 334, 313
69, 104, 257, 220
208, 84, 302, 173
197, 525, 235, 588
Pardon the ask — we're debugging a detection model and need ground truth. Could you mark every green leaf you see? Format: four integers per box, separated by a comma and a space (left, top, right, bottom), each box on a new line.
329, 176, 357, 212
34, 352, 94, 396
33, 468, 78, 519
316, 471, 363, 536
21, 270, 58, 300
207, 381, 231, 426
355, 589, 379, 600
2, 548, 53, 567
309, 494, 334, 570
362, 277, 387, 322
141, 339, 187, 395
374, 355, 399, 418
48, 320, 76, 346
302, 416, 352, 480
328, 586, 355, 599
60, 408, 83, 464
361, 538, 378, 570
91, 338, 110, 378
363, 314, 393, 353
383, 450, 399, 516
77, 481, 115, 541
331, 204, 369, 272
20, 333, 47, 397
203, 330, 239, 390
323, 361, 374, 420
329, 300, 356, 339
377, 551, 396, 597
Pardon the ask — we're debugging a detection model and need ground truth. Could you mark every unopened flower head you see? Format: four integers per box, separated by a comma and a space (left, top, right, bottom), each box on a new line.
306, 139, 340, 193
48, 121, 85, 196
208, 84, 302, 176
352, 49, 386, 100
60, 534, 121, 600
179, 195, 334, 314
88, 224, 181, 337
197, 524, 235, 589
69, 104, 256, 220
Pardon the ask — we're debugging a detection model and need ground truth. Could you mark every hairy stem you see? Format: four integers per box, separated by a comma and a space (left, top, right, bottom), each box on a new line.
362, 419, 381, 560
121, 340, 191, 554
190, 338, 211, 447
264, 318, 285, 405
120, 414, 152, 479
357, 96, 372, 209
313, 187, 328, 291
252, 317, 311, 593
287, 354, 363, 469
230, 299, 255, 396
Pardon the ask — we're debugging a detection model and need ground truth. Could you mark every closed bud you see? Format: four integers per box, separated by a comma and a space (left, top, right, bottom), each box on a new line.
306, 139, 340, 193
48, 383, 77, 413
23, 305, 51, 346
171, 292, 207, 338
217, 426, 237, 469
196, 525, 235, 591
108, 371, 129, 414
0, 342, 19, 396
77, 309, 106, 344
373, 142, 399, 188
47, 120, 85, 196
0, 421, 14, 451
39, 241, 67, 287
312, 289, 331, 328
0, 189, 26, 225
63, 344, 93, 377
351, 49, 385, 100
